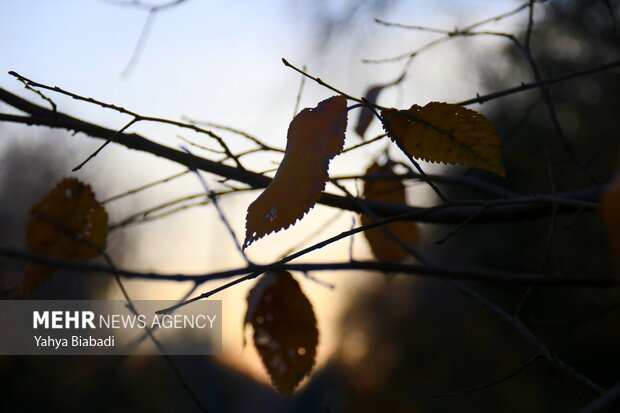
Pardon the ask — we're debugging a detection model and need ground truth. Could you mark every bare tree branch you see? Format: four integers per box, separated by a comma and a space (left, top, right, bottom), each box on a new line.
0, 246, 613, 288
433, 354, 542, 397
0, 87, 603, 225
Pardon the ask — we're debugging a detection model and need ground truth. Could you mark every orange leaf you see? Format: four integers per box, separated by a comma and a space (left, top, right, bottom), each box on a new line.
361, 162, 419, 262
382, 102, 505, 176
244, 95, 348, 248
245, 271, 318, 394
19, 177, 108, 297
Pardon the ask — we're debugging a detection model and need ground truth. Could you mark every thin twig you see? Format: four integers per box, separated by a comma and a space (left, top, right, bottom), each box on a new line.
102, 169, 190, 204
64, 281, 201, 390
435, 205, 491, 245
121, 10, 156, 77
101, 0, 190, 77
73, 118, 137, 170
177, 135, 226, 154
110, 194, 206, 229
293, 64, 307, 116
365, 2, 531, 64
433, 354, 542, 397
447, 279, 606, 395
456, 59, 620, 106
531, 301, 620, 328
101, 252, 210, 413
578, 380, 620, 413
16, 77, 57, 112
183, 147, 249, 263
7, 71, 244, 170
282, 58, 363, 104
279, 210, 345, 258
341, 133, 386, 153
183, 118, 283, 153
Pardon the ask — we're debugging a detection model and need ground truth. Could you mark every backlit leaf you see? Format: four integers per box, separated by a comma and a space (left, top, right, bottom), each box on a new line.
19, 177, 108, 297
244, 95, 348, 248
245, 271, 319, 394
381, 102, 505, 176
361, 162, 419, 262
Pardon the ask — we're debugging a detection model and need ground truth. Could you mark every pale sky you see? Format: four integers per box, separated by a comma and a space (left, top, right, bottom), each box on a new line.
0, 0, 524, 384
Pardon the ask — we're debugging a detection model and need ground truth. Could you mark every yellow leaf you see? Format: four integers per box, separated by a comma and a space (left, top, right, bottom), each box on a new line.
244, 95, 348, 248
19, 177, 108, 297
245, 271, 319, 394
381, 102, 505, 176
361, 162, 419, 262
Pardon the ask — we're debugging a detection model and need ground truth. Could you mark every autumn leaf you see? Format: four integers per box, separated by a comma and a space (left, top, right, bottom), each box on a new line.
19, 177, 108, 297
244, 95, 348, 248
355, 74, 404, 139
381, 102, 505, 176
361, 162, 419, 262
245, 271, 319, 394
355, 85, 384, 139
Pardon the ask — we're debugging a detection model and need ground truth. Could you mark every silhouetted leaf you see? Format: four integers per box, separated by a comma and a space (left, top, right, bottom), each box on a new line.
361, 162, 419, 261
382, 102, 505, 176
355, 86, 384, 139
20, 178, 108, 297
355, 74, 404, 139
244, 95, 348, 248
245, 271, 318, 394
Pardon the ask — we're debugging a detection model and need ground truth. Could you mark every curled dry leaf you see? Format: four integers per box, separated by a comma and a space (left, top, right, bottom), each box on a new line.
354, 74, 404, 139
361, 162, 419, 262
245, 271, 318, 394
355, 85, 385, 139
381, 102, 505, 176
19, 177, 108, 297
244, 95, 348, 248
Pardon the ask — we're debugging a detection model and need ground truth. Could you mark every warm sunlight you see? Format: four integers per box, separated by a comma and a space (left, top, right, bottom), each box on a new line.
1, 1, 618, 412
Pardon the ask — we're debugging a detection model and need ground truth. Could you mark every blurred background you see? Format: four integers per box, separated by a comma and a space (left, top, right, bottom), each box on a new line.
1, 0, 619, 411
